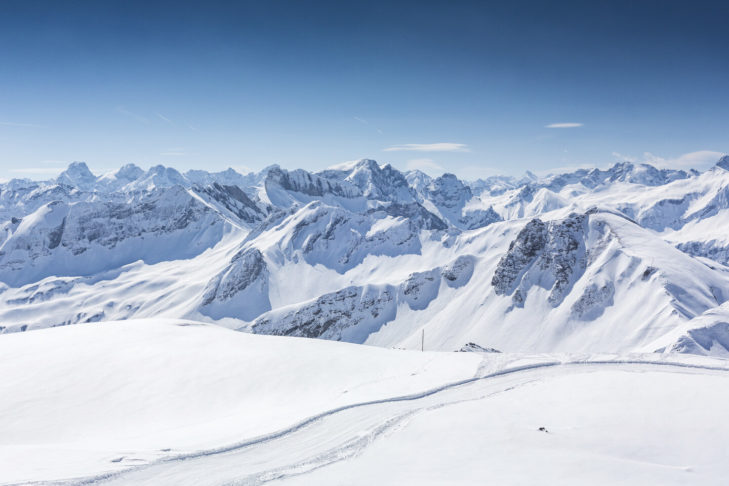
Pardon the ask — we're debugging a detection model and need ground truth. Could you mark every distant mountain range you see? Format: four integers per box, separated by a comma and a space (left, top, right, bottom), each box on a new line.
2, 156, 729, 356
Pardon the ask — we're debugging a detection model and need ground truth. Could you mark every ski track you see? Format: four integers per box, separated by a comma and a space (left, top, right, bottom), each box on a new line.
15, 359, 729, 486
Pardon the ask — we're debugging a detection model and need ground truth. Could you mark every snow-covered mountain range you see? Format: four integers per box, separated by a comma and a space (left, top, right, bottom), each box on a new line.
2, 157, 729, 356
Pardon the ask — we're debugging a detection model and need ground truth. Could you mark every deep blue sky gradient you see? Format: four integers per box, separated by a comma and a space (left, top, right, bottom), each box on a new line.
1, 0, 727, 179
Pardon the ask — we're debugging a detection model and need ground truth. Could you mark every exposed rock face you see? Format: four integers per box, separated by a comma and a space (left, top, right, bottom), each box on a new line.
344, 160, 414, 202
426, 173, 472, 210
675, 241, 729, 266
194, 183, 268, 224
370, 203, 448, 231
281, 202, 446, 273
491, 219, 548, 298
265, 167, 359, 198
457, 343, 501, 353
399, 269, 441, 311
253, 286, 397, 342
571, 282, 615, 320
202, 248, 266, 304
459, 207, 502, 230
442, 255, 476, 288
201, 248, 270, 321
492, 214, 587, 308
251, 256, 476, 341
0, 187, 224, 285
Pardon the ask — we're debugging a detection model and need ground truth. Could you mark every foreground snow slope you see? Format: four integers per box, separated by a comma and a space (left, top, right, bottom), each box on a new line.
279, 368, 729, 486
0, 319, 481, 484
2, 319, 728, 485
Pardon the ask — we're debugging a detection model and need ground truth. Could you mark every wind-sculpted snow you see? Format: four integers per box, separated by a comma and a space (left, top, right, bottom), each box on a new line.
251, 256, 476, 341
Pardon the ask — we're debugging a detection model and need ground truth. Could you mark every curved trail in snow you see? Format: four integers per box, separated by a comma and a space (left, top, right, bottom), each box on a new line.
24, 359, 729, 486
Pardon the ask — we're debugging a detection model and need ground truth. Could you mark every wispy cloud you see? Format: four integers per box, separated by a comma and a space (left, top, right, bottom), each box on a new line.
116, 106, 149, 124
156, 112, 173, 124
614, 150, 726, 170
0, 121, 44, 128
536, 163, 601, 176
384, 143, 469, 153
406, 158, 444, 174
545, 122, 583, 128
354, 116, 368, 124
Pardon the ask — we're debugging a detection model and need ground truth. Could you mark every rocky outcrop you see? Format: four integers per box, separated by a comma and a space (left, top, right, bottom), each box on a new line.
492, 214, 587, 308
251, 256, 476, 341
201, 248, 271, 321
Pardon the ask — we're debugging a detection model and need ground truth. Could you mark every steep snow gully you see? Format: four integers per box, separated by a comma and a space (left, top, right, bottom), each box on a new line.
22, 359, 729, 486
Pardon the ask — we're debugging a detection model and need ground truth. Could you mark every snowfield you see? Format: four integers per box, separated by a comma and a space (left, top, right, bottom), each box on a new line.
1, 319, 728, 485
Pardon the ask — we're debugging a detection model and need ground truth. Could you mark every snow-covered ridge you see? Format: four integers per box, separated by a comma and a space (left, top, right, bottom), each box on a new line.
2, 156, 729, 358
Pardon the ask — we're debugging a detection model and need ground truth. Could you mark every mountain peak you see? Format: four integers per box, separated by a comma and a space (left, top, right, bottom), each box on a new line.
56, 161, 97, 190
715, 155, 729, 171
116, 163, 144, 180
352, 158, 381, 172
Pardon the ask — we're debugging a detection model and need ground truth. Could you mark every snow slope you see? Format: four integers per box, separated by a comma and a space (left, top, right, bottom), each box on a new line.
2, 319, 727, 485
0, 319, 481, 484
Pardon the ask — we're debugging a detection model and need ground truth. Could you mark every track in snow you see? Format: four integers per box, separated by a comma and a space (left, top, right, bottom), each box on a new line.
22, 359, 729, 486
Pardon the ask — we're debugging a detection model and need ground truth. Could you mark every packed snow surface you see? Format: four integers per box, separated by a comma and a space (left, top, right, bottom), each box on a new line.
1, 319, 728, 485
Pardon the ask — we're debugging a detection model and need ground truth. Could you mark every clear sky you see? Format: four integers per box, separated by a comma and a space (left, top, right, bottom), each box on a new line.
0, 0, 727, 180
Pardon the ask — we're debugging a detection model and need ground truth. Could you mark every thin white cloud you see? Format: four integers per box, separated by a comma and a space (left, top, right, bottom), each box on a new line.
0, 121, 44, 128
545, 123, 583, 128
611, 152, 637, 163
116, 106, 149, 124
643, 150, 725, 169
535, 163, 602, 177
160, 152, 187, 156
405, 158, 444, 174
353, 116, 368, 124
156, 112, 173, 124
384, 143, 469, 153
614, 150, 725, 170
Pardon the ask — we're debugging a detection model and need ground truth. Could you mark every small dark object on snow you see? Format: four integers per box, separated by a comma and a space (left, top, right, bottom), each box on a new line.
538, 426, 548, 433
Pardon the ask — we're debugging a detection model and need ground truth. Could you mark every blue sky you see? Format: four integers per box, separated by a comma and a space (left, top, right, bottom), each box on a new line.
1, 0, 727, 180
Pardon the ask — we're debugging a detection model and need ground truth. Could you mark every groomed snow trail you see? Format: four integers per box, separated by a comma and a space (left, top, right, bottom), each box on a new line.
24, 360, 729, 486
